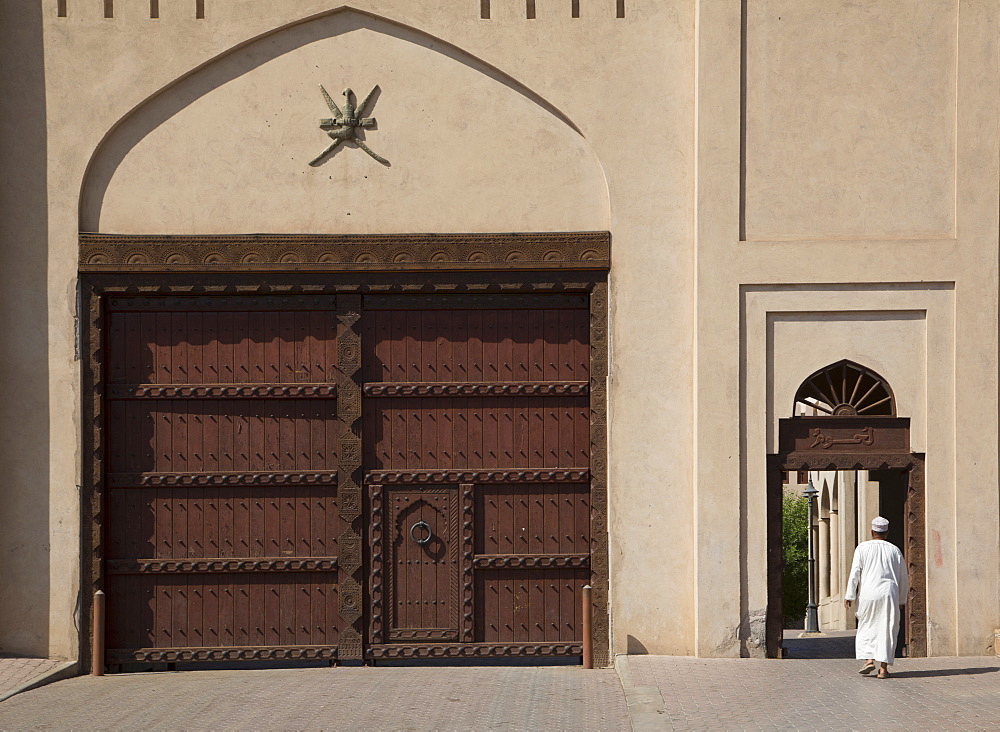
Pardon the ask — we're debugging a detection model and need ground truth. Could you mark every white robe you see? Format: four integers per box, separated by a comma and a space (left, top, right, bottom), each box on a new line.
844, 539, 909, 664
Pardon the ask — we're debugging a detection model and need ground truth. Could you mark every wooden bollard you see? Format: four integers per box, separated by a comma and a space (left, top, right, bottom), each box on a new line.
92, 591, 105, 676
582, 584, 593, 669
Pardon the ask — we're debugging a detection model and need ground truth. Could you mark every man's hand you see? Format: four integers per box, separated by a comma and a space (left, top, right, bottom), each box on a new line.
844, 599, 852, 610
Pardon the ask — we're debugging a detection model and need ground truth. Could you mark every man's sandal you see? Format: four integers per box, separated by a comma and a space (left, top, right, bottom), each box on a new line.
876, 669, 890, 679
858, 662, 876, 675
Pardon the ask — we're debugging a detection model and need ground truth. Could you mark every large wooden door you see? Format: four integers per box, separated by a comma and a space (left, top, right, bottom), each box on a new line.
363, 295, 592, 658
102, 291, 596, 663
103, 296, 347, 663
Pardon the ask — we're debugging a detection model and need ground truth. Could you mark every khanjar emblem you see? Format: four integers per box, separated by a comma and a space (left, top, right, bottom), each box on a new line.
309, 85, 389, 166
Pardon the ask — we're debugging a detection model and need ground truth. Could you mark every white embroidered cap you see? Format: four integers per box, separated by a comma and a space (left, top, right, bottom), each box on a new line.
871, 516, 889, 533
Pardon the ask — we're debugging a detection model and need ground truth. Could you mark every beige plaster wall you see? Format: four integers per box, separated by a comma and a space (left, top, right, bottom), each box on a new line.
0, 0, 60, 658
744, 0, 957, 241
90, 17, 610, 234
0, 0, 697, 659
697, 0, 999, 657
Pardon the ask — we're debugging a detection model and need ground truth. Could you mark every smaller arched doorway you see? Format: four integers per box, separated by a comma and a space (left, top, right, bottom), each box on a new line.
766, 360, 926, 659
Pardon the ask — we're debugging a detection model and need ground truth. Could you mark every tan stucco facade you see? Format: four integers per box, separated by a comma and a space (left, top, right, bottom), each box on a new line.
0, 0, 997, 661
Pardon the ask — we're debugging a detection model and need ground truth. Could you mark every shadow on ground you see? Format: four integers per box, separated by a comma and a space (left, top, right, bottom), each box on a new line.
891, 666, 1000, 678
782, 629, 856, 659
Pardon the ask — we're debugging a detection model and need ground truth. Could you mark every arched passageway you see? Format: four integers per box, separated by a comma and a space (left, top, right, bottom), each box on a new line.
767, 360, 926, 659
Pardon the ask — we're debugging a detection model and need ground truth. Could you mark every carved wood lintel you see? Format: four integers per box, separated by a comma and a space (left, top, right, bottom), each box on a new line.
80, 232, 611, 273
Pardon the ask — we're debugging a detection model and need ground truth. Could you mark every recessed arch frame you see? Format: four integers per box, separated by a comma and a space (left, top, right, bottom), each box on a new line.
78, 5, 606, 232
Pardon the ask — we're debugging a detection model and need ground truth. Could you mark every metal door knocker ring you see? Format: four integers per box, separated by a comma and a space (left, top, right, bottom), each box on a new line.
410, 520, 433, 545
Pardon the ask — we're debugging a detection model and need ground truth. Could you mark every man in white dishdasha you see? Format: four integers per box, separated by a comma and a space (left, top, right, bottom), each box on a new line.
844, 516, 908, 679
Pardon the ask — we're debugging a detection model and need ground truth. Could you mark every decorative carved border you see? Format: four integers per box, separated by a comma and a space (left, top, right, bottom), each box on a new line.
589, 279, 610, 667
107, 472, 338, 487
778, 452, 927, 658
107, 646, 338, 664
336, 295, 364, 659
106, 557, 338, 574
367, 643, 582, 659
472, 554, 590, 569
779, 453, 914, 470
80, 233, 611, 273
449, 489, 461, 635
363, 382, 589, 397
461, 484, 474, 643
904, 456, 927, 658
107, 384, 337, 399
365, 470, 590, 485
80, 266, 609, 669
370, 484, 385, 645
81, 280, 103, 675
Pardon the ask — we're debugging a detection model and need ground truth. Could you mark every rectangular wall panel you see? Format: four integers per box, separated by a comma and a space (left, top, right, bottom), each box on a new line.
743, 0, 958, 240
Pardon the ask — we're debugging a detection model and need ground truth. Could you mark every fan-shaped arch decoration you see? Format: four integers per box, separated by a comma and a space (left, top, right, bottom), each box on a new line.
793, 360, 895, 417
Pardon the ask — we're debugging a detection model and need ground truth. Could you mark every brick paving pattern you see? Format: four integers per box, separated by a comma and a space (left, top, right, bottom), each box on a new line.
3, 646, 999, 730
0, 665, 629, 731
0, 655, 64, 700
628, 652, 1000, 731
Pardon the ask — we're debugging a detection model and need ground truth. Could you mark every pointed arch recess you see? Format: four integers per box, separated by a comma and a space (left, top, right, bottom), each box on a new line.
794, 360, 896, 417
79, 6, 595, 231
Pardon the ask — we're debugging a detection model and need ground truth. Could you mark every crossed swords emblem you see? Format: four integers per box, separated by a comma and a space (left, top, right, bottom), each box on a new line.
309, 85, 389, 166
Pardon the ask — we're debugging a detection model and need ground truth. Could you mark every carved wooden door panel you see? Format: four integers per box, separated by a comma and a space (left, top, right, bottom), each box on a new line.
103, 296, 350, 664
363, 296, 592, 659
370, 485, 473, 644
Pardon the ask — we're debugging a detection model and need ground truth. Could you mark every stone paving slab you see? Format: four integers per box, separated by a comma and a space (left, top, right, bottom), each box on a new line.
0, 665, 629, 731
626, 654, 1000, 731
0, 656, 70, 702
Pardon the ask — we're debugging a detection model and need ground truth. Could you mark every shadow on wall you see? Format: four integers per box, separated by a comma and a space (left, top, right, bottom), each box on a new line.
0, 1, 51, 655
626, 635, 649, 654
79, 7, 584, 232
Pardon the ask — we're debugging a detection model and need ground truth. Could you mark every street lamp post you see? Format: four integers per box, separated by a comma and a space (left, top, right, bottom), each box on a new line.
803, 476, 820, 633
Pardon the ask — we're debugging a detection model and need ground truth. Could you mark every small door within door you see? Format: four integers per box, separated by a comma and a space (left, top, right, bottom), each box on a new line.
381, 487, 462, 642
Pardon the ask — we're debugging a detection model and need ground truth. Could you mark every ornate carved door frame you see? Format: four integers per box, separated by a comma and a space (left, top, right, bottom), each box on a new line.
766, 417, 927, 659
78, 231, 612, 669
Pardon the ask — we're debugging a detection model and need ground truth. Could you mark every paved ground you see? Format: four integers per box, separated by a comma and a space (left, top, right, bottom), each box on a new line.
626, 652, 1000, 731
0, 656, 66, 702
0, 663, 629, 731
1, 642, 998, 730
